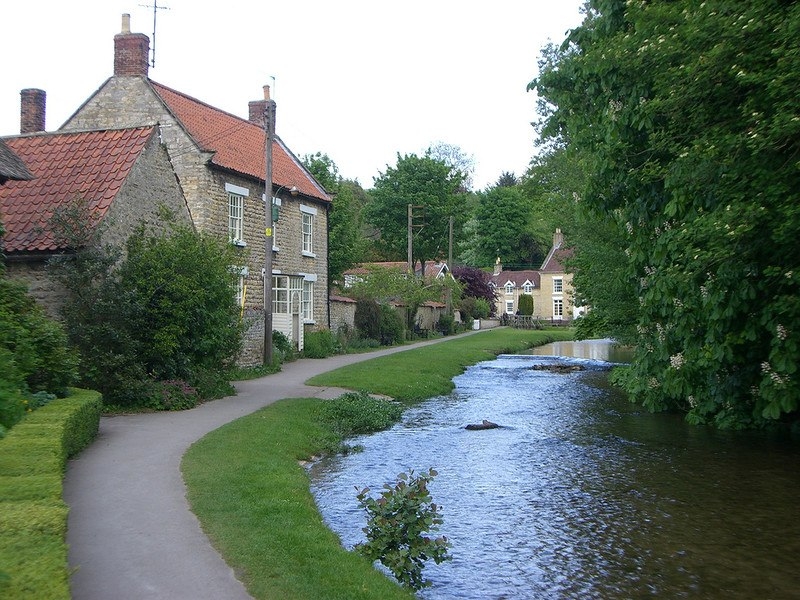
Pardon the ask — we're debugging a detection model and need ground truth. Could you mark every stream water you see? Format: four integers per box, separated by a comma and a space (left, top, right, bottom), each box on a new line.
308, 340, 800, 599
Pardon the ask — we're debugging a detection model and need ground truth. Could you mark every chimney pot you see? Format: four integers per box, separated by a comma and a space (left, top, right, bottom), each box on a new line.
20, 88, 46, 134
121, 13, 131, 34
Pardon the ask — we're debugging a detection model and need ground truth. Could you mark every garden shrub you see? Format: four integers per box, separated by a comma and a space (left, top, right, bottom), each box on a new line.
272, 330, 296, 364
518, 294, 534, 316
436, 314, 456, 336
355, 468, 451, 591
0, 389, 100, 600
49, 208, 243, 408
355, 298, 381, 341
379, 304, 405, 346
304, 328, 339, 358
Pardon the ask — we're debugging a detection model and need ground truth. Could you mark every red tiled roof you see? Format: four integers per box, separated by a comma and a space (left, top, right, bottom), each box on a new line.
0, 127, 156, 253
150, 82, 329, 203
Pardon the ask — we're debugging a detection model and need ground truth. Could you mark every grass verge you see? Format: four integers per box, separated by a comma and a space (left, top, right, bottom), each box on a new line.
183, 328, 571, 598
307, 328, 574, 403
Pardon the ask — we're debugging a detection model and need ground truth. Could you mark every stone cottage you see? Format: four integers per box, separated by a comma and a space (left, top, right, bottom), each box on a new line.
58, 14, 331, 362
0, 111, 190, 316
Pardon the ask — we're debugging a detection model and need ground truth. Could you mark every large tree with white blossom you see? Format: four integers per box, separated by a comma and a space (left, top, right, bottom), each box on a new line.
533, 0, 800, 428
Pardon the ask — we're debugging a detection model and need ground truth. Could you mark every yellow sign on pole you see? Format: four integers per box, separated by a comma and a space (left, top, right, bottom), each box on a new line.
265, 227, 273, 237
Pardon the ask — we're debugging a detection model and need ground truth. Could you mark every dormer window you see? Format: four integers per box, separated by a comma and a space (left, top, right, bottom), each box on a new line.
523, 281, 533, 294
504, 282, 514, 295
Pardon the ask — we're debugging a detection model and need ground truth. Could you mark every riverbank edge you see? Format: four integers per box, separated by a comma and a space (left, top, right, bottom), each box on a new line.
181, 329, 573, 599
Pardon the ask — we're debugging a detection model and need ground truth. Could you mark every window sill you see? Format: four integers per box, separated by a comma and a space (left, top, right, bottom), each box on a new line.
302, 251, 316, 258
232, 240, 247, 248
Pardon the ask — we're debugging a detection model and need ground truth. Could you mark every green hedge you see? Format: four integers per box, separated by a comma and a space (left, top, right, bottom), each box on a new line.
0, 389, 101, 600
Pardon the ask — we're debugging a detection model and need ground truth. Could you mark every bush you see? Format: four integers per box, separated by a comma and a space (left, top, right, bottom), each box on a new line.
49, 213, 243, 408
0, 278, 77, 402
0, 389, 101, 600
517, 294, 534, 316
303, 328, 339, 358
355, 468, 451, 590
318, 391, 403, 438
272, 330, 297, 364
355, 299, 381, 341
379, 304, 405, 346
436, 314, 456, 336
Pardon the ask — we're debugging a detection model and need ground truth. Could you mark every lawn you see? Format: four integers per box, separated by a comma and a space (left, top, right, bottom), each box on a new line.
182, 328, 572, 598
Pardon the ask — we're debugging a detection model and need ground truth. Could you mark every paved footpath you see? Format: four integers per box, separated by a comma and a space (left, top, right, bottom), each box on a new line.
64, 333, 478, 600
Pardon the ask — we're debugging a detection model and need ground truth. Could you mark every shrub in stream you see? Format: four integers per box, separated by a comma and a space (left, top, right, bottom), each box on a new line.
355, 468, 452, 591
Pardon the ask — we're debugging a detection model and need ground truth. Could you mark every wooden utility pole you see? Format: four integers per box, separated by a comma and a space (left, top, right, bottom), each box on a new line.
407, 204, 413, 274
263, 89, 276, 366
446, 215, 454, 313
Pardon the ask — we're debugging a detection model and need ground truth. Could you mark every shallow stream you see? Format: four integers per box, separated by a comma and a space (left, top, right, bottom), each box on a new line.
308, 340, 800, 599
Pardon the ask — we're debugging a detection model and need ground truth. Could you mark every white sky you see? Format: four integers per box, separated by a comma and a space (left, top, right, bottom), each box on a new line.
1, 1, 584, 190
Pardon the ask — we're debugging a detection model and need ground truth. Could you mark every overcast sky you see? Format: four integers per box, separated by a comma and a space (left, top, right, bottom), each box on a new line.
1, 1, 585, 190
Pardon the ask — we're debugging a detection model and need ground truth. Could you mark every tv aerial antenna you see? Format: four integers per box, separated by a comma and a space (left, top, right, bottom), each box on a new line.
139, 1, 170, 68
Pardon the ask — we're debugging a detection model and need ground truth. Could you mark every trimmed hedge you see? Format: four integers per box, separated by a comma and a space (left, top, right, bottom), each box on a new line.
0, 389, 101, 600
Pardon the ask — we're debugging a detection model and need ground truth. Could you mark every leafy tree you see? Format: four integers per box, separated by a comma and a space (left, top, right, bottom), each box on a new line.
533, 0, 800, 428
367, 152, 466, 272
302, 152, 369, 283
474, 185, 540, 268
495, 171, 518, 188
451, 265, 497, 316
349, 265, 456, 331
426, 141, 475, 191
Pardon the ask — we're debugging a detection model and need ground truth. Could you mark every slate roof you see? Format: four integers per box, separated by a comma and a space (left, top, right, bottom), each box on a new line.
0, 127, 156, 253
0, 139, 34, 184
150, 82, 330, 204
490, 270, 541, 289
539, 244, 573, 273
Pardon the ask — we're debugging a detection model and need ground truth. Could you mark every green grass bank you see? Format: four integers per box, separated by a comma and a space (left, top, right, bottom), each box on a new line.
182, 328, 571, 599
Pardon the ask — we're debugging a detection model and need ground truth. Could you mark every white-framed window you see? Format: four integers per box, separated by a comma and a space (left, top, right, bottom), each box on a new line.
302, 280, 314, 322
505, 300, 515, 314
272, 275, 289, 314
300, 204, 317, 256
504, 282, 514, 295
553, 298, 564, 320
226, 183, 249, 245
523, 281, 533, 294
553, 277, 563, 294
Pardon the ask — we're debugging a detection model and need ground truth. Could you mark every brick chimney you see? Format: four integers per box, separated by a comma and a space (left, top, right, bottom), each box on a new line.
248, 85, 272, 127
114, 14, 150, 77
20, 88, 46, 134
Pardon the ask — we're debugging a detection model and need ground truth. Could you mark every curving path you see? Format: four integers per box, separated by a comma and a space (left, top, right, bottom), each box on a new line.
64, 332, 478, 600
